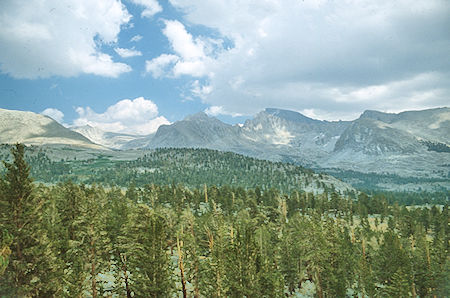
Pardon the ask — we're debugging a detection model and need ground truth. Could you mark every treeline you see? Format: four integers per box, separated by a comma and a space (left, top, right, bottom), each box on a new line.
0, 144, 449, 297
322, 168, 449, 192
421, 140, 450, 153
365, 190, 450, 206
2, 146, 344, 195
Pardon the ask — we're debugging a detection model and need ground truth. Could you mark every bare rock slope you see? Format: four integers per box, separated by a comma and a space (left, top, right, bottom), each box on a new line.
0, 108, 103, 149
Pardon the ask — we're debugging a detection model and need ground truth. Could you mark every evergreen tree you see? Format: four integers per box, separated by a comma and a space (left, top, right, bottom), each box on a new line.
384, 268, 411, 297
106, 187, 133, 297
224, 210, 261, 297
120, 205, 175, 297
0, 144, 60, 296
66, 185, 112, 297
197, 207, 228, 297
179, 208, 201, 297
0, 230, 12, 276
375, 231, 411, 294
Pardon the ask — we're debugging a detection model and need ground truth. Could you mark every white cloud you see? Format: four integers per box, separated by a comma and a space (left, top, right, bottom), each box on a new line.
173, 60, 209, 77
145, 54, 179, 78
204, 105, 242, 117
163, 20, 205, 60
145, 20, 220, 78
204, 106, 224, 116
71, 52, 131, 77
128, 0, 162, 18
114, 47, 143, 58
191, 80, 213, 99
73, 97, 170, 135
41, 108, 64, 123
130, 34, 143, 42
168, 0, 450, 119
0, 0, 132, 79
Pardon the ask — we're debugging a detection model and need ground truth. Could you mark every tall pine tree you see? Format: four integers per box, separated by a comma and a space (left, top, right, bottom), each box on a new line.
0, 144, 60, 296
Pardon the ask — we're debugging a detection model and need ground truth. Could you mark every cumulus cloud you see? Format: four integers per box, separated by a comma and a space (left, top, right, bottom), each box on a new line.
146, 54, 179, 78
0, 0, 132, 79
168, 0, 450, 119
163, 20, 205, 60
128, 0, 162, 18
73, 97, 170, 135
114, 47, 143, 58
145, 20, 220, 78
41, 108, 64, 123
191, 80, 213, 99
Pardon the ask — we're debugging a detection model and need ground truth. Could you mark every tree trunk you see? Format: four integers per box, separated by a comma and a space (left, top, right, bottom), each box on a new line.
177, 237, 187, 298
190, 225, 200, 298
90, 225, 97, 298
314, 268, 323, 298
91, 250, 97, 298
121, 254, 132, 298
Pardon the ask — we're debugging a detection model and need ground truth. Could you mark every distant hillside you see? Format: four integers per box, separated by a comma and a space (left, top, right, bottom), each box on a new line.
1, 107, 448, 191
0, 108, 102, 149
0, 145, 355, 195
71, 125, 152, 149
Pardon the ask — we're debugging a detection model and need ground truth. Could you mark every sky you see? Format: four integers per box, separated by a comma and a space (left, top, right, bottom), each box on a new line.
0, 0, 449, 135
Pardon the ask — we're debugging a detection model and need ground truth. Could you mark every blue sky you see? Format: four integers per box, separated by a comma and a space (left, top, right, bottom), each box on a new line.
0, 0, 449, 135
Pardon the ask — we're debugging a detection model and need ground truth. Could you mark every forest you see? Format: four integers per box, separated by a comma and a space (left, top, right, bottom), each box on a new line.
321, 168, 449, 193
0, 146, 345, 195
0, 144, 449, 297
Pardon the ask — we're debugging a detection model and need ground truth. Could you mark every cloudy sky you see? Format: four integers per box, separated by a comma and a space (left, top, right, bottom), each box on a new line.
0, 0, 449, 134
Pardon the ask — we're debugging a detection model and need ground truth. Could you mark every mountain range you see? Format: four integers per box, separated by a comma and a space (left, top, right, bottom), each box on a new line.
0, 107, 449, 191
0, 108, 102, 149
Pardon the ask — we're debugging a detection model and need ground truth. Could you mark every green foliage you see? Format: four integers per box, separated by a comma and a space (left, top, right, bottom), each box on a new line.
0, 144, 61, 296
0, 144, 448, 296
421, 140, 450, 153
0, 230, 12, 276
121, 205, 175, 297
6, 146, 329, 194
323, 168, 449, 192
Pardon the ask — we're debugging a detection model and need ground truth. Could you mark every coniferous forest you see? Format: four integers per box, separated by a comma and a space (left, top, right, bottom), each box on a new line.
0, 144, 449, 297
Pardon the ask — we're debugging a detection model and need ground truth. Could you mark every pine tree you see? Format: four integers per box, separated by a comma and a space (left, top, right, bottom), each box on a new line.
119, 204, 174, 297
197, 206, 228, 297
224, 210, 260, 297
66, 185, 112, 297
375, 231, 411, 294
384, 268, 411, 297
0, 230, 12, 276
106, 187, 133, 297
0, 144, 60, 296
179, 208, 201, 297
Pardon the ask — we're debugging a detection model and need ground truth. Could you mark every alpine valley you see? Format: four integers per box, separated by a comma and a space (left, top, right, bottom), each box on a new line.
0, 107, 449, 191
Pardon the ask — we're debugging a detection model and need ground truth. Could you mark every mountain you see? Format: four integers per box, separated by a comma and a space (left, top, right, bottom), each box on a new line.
333, 117, 422, 155
320, 108, 450, 190
144, 107, 450, 191
1, 106, 448, 191
150, 112, 237, 147
0, 108, 102, 149
149, 112, 263, 154
334, 108, 449, 154
241, 108, 351, 163
71, 125, 152, 150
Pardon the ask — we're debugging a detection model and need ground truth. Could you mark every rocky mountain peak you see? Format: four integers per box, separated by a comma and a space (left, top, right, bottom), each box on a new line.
184, 112, 211, 122
263, 108, 318, 124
